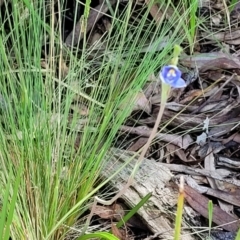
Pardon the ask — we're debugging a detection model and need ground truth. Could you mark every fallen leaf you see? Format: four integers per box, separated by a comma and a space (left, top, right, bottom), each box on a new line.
204, 146, 233, 213
179, 89, 203, 104
92, 205, 115, 219
128, 137, 148, 152
162, 163, 240, 187
202, 29, 240, 45
132, 91, 151, 114
222, 132, 240, 145
60, 56, 69, 78
184, 185, 240, 232
200, 58, 240, 72
65, 1, 117, 46
180, 52, 240, 72
166, 144, 189, 162
211, 14, 221, 26
111, 224, 125, 240
186, 176, 240, 207
120, 91, 151, 114
218, 155, 240, 168
209, 117, 240, 137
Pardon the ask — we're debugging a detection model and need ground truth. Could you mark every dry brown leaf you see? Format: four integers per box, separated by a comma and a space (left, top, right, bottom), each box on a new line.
184, 185, 240, 232
60, 56, 69, 78
132, 91, 151, 114
159, 107, 240, 132
186, 176, 240, 207
166, 144, 189, 162
179, 89, 203, 104
70, 103, 89, 116
222, 132, 240, 144
204, 146, 233, 213
128, 137, 148, 152
145, 0, 164, 25
180, 52, 240, 72
145, 0, 174, 23
144, 79, 159, 98
200, 58, 240, 72
202, 29, 240, 45
200, 100, 228, 113
204, 146, 217, 188
111, 224, 125, 240
162, 163, 240, 187
211, 14, 221, 26
164, 102, 197, 112
209, 117, 240, 137
112, 203, 125, 221
207, 70, 226, 81
119, 91, 151, 114
89, 32, 103, 46
92, 205, 115, 219
207, 188, 240, 208
91, 203, 126, 221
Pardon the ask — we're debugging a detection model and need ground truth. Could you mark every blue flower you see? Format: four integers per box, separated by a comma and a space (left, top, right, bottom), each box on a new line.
159, 65, 186, 88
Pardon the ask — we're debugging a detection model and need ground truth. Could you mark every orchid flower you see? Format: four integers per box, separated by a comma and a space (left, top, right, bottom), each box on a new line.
159, 65, 186, 88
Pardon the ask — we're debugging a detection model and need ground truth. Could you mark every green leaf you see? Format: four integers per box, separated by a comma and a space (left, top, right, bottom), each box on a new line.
116, 192, 152, 229
77, 232, 119, 240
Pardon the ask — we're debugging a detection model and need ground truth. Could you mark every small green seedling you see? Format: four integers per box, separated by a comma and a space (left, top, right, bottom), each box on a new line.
208, 200, 213, 238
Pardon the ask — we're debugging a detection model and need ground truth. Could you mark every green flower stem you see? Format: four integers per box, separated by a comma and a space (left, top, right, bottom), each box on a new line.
171, 45, 182, 66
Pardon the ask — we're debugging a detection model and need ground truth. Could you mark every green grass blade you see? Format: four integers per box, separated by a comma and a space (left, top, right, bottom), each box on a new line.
77, 232, 119, 240
116, 192, 152, 229
0, 169, 12, 239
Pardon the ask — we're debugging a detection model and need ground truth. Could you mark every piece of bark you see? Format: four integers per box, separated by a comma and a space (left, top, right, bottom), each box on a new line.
100, 148, 195, 240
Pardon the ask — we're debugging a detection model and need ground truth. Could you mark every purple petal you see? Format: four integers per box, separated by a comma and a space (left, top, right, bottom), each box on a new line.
171, 78, 186, 88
